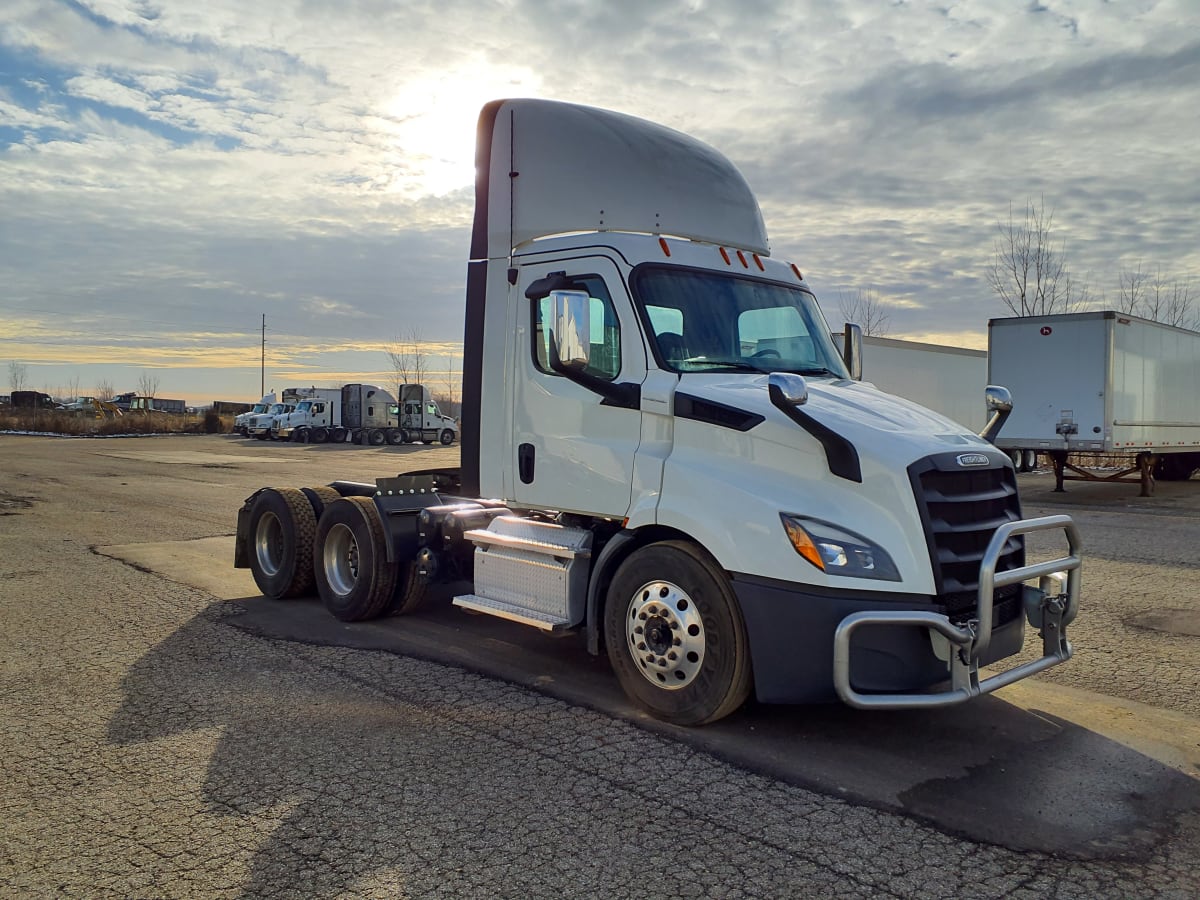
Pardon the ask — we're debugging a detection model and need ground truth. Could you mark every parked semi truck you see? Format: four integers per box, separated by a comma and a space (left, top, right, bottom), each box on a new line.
235, 99, 1081, 725
398, 384, 458, 445
235, 394, 276, 435
273, 383, 416, 445
990, 311, 1200, 490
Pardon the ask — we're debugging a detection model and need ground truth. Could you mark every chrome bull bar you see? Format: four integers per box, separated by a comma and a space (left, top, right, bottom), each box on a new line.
833, 515, 1082, 710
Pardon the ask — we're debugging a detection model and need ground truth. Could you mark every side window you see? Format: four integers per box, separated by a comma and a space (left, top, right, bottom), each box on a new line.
532, 275, 621, 380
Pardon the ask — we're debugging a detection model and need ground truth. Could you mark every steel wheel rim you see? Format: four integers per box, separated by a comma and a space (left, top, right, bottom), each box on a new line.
324, 522, 361, 596
626, 580, 705, 690
254, 511, 284, 576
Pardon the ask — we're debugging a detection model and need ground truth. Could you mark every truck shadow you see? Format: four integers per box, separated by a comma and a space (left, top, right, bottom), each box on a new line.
108, 599, 1200, 895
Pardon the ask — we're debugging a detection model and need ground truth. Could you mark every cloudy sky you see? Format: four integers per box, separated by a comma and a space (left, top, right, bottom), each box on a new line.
1, 0, 1197, 404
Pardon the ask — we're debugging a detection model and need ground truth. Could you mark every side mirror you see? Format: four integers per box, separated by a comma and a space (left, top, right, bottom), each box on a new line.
842, 322, 863, 380
550, 290, 591, 371
979, 385, 1013, 444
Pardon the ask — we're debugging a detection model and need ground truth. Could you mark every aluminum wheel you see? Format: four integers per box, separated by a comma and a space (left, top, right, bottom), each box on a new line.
625, 579, 705, 690
254, 510, 285, 577
323, 522, 361, 597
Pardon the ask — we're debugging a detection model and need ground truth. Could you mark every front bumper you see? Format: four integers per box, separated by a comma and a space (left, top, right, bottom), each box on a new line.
732, 515, 1081, 708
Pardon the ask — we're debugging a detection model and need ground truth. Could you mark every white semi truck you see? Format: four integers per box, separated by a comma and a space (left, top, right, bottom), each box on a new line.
235, 99, 1082, 725
269, 383, 456, 445
990, 311, 1200, 493
398, 384, 458, 445
234, 394, 275, 435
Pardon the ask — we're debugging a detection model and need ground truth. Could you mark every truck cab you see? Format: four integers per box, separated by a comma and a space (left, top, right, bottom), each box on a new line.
246, 402, 294, 439
397, 384, 457, 445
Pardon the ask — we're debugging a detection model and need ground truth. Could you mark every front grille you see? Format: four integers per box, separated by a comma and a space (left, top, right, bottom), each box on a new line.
909, 455, 1025, 627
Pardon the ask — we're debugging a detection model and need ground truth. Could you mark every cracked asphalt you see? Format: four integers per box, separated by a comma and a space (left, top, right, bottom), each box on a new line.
1, 434, 1198, 898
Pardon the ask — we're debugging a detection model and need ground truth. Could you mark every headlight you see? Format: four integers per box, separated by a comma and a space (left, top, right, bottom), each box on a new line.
780, 514, 901, 581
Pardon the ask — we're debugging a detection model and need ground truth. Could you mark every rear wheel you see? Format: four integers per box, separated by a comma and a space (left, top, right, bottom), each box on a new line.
331, 426, 347, 443
314, 497, 397, 621
439, 429, 455, 446
1023, 450, 1038, 471
368, 429, 386, 446
310, 426, 328, 443
386, 429, 404, 445
1008, 449, 1023, 471
246, 488, 316, 599
604, 541, 751, 725
1155, 454, 1199, 481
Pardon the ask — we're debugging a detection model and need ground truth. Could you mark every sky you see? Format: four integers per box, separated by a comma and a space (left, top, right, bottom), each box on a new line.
1, 0, 1197, 404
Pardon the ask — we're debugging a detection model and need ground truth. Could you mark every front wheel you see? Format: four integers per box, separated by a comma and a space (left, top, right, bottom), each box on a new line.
604, 541, 751, 725
314, 497, 398, 621
439, 429, 455, 446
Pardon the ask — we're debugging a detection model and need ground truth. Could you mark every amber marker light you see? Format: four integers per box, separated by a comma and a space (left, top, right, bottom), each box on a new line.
659, 237, 671, 257
719, 247, 731, 265
790, 263, 804, 281
782, 516, 825, 570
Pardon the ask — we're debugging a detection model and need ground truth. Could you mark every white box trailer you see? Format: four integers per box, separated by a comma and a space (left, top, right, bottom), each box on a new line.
988, 311, 1200, 488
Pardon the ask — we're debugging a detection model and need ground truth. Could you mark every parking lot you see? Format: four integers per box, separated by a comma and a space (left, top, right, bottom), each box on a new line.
1, 434, 1198, 897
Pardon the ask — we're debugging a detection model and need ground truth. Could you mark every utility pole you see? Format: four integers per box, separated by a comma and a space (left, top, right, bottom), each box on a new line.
261, 314, 266, 397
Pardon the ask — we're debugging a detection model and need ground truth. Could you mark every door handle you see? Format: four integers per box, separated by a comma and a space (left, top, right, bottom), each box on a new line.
518, 443, 535, 484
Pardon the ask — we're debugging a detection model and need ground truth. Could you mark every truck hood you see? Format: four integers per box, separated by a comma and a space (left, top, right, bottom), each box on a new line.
679, 374, 992, 466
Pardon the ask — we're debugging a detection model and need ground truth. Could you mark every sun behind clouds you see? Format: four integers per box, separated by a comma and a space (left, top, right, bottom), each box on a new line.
377, 63, 543, 198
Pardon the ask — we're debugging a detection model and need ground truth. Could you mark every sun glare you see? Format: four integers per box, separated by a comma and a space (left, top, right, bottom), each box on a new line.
379, 64, 543, 198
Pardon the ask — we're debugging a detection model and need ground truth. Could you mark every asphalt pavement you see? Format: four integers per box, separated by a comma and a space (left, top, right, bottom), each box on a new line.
2, 434, 1198, 898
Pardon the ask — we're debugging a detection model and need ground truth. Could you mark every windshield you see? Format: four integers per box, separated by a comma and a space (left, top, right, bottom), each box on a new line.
632, 266, 849, 377
267, 404, 287, 415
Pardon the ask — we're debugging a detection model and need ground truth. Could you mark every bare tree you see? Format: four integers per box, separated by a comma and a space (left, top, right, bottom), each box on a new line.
9, 360, 29, 393
837, 288, 892, 336
1117, 260, 1147, 314
95, 378, 115, 401
987, 197, 1082, 316
137, 371, 160, 397
387, 329, 427, 397
1143, 269, 1195, 329
440, 351, 461, 411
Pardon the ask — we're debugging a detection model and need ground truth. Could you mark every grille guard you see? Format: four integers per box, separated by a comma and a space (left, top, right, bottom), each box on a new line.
832, 515, 1082, 710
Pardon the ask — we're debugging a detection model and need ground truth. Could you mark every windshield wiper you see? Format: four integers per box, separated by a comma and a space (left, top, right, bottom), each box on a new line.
795, 367, 839, 377
682, 358, 765, 372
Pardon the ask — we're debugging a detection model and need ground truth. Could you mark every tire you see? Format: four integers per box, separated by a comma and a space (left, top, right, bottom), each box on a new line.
384, 563, 433, 616
604, 541, 751, 725
246, 488, 317, 600
386, 428, 404, 445
1154, 454, 1198, 481
300, 485, 342, 521
1023, 450, 1038, 471
255, 432, 268, 441
439, 429, 455, 446
368, 429, 386, 446
310, 426, 329, 443
314, 497, 397, 621
331, 426, 347, 443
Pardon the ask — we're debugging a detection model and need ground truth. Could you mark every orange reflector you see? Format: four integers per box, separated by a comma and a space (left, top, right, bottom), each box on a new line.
719, 247, 731, 265
736, 250, 748, 268
658, 237, 671, 257
753, 253, 765, 271
790, 263, 804, 281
